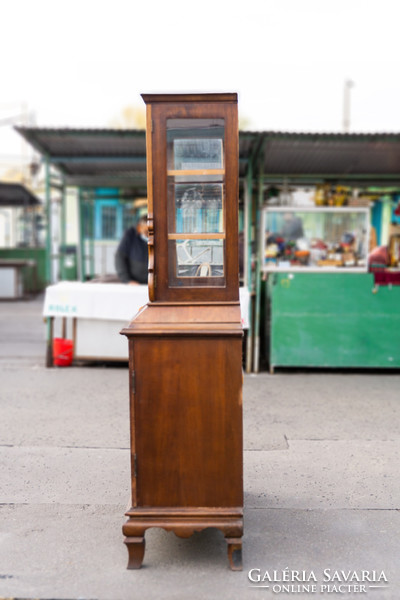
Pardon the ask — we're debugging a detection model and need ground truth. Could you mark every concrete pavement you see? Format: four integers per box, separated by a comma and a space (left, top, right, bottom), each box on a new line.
0, 296, 399, 599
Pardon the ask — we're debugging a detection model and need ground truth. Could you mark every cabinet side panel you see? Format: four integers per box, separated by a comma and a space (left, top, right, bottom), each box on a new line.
134, 336, 243, 508
128, 338, 137, 507
145, 104, 155, 302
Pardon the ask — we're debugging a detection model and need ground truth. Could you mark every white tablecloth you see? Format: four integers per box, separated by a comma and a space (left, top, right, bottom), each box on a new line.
43, 282, 250, 328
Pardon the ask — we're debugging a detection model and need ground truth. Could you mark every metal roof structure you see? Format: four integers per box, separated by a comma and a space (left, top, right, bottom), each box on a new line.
15, 126, 400, 188
255, 131, 400, 186
15, 127, 147, 189
0, 182, 41, 206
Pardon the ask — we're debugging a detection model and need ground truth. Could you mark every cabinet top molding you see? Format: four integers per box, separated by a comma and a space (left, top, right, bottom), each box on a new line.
141, 93, 238, 104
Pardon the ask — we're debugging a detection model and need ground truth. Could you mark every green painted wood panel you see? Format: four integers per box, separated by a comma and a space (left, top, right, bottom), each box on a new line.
269, 273, 400, 368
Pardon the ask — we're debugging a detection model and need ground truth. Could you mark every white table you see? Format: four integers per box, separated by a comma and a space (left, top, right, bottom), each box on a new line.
43, 282, 250, 363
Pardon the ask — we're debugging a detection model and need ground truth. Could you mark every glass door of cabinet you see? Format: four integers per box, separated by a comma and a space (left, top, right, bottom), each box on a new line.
166, 118, 226, 287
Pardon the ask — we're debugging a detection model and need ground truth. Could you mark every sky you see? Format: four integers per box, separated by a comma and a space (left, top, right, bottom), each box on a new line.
1, 0, 400, 169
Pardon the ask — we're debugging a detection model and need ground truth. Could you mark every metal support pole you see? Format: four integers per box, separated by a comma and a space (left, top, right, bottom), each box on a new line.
78, 187, 86, 282
44, 156, 52, 283
253, 153, 265, 373
45, 317, 54, 368
90, 192, 95, 279
60, 178, 67, 280
22, 200, 28, 246
244, 164, 254, 374
31, 205, 36, 247
243, 185, 249, 289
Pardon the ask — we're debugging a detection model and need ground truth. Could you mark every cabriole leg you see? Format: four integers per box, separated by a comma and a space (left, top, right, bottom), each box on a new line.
124, 536, 146, 569
226, 537, 242, 571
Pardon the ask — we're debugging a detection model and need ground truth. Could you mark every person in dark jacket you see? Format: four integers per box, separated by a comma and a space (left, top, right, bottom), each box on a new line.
115, 216, 148, 284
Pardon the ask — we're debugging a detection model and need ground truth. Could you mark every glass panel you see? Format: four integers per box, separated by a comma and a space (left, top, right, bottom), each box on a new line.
171, 238, 224, 281
167, 119, 225, 171
167, 118, 225, 287
263, 209, 369, 270
170, 182, 223, 234
173, 139, 223, 170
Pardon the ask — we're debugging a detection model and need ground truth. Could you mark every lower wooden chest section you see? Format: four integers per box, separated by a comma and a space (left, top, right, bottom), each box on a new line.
124, 334, 243, 569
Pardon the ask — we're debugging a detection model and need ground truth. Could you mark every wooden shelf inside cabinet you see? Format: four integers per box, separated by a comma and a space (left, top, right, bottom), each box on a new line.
168, 233, 226, 240
167, 169, 225, 177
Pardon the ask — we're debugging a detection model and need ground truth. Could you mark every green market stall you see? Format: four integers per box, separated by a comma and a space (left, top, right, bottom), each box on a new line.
267, 272, 400, 371
254, 133, 400, 371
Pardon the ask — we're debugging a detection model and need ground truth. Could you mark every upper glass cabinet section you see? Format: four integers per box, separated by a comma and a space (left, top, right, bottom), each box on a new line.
167, 118, 226, 287
262, 207, 370, 272
141, 92, 238, 303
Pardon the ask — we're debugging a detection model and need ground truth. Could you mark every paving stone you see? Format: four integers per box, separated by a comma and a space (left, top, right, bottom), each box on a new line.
245, 440, 400, 510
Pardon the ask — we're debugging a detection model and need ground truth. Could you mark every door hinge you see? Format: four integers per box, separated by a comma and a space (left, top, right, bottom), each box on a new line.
133, 453, 137, 478
131, 370, 136, 394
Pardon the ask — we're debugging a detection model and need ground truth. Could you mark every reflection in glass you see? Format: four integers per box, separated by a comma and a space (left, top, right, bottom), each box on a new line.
174, 183, 223, 233
173, 139, 223, 171
173, 239, 224, 278
167, 119, 225, 171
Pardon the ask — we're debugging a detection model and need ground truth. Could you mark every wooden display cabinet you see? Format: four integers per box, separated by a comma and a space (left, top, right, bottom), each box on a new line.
121, 93, 243, 570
